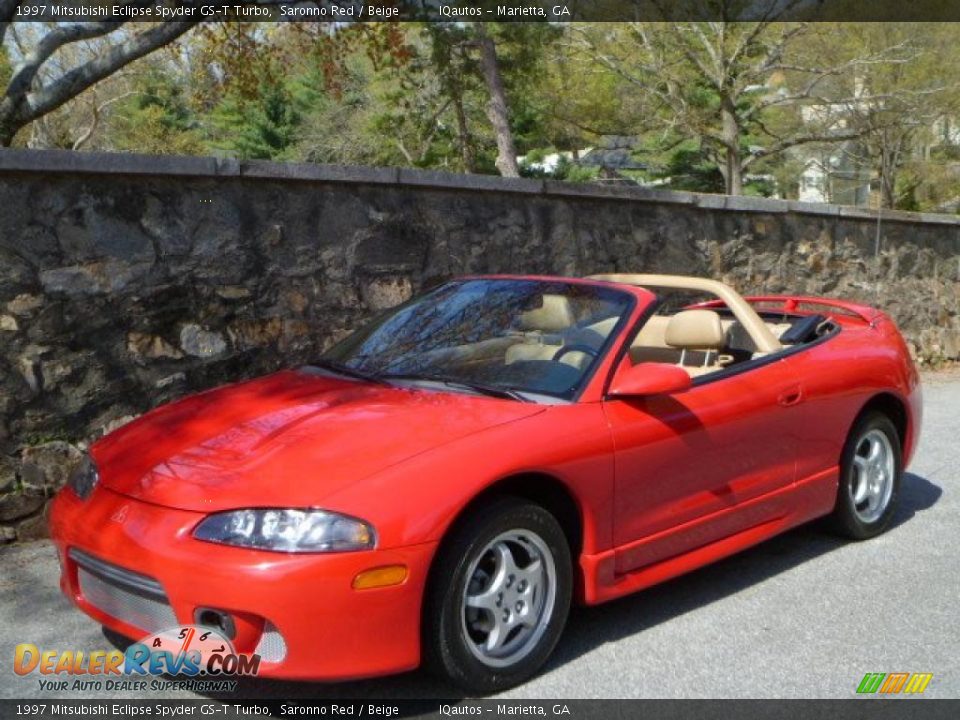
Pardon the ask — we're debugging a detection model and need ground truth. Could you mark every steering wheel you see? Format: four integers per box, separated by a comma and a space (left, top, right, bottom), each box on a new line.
552, 344, 600, 363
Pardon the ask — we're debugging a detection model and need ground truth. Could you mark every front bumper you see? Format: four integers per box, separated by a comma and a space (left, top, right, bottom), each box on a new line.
48, 486, 437, 680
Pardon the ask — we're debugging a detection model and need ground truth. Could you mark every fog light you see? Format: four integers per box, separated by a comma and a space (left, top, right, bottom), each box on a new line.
194, 607, 236, 639
352, 565, 408, 590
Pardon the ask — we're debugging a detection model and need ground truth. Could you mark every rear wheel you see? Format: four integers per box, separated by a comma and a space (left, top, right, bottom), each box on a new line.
423, 496, 572, 693
829, 412, 902, 539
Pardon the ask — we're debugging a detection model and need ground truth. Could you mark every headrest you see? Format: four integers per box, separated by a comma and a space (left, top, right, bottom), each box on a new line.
665, 310, 725, 350
518, 294, 574, 332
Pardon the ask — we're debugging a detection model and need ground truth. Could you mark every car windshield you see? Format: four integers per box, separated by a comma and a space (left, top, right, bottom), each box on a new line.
319, 279, 634, 400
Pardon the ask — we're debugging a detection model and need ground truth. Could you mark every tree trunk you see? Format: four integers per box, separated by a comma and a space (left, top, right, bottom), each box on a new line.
725, 148, 744, 195
474, 24, 519, 177
720, 98, 743, 195
880, 160, 896, 209
451, 84, 476, 173
0, 107, 18, 147
878, 130, 906, 209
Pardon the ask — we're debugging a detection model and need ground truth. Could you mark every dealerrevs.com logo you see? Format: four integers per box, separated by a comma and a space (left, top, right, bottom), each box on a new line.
13, 625, 260, 693
857, 672, 934, 695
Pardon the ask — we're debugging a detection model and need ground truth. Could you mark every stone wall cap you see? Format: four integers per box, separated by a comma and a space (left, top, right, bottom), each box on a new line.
0, 148, 218, 177
1, 148, 959, 226
723, 195, 791, 213
242, 160, 399, 185
695, 194, 728, 209
399, 168, 544, 193
917, 212, 960, 226
788, 200, 841, 217
544, 180, 696, 204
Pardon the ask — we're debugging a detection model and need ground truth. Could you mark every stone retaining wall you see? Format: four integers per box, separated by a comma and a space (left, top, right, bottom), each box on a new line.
1, 149, 958, 542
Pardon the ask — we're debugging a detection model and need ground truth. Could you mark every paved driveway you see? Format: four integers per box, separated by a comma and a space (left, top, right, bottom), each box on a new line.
2, 372, 957, 699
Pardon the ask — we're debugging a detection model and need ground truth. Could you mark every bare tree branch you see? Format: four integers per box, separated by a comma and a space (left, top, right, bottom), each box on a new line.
741, 127, 867, 169
3, 23, 122, 106
737, 23, 807, 89
684, 24, 724, 87
740, 45, 913, 123
727, 13, 796, 74
394, 138, 414, 164
0, 17, 199, 145
393, 97, 452, 165
72, 90, 137, 150
25, 21, 198, 123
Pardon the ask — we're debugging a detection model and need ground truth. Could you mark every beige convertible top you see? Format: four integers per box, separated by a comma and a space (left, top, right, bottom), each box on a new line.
588, 273, 783, 354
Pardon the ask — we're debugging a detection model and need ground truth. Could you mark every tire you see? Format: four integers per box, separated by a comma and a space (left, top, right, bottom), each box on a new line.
423, 496, 572, 694
829, 411, 902, 540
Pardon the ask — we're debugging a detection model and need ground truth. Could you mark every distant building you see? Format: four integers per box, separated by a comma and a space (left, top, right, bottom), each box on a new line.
517, 149, 589, 173
797, 142, 872, 206
793, 82, 960, 207
932, 117, 960, 146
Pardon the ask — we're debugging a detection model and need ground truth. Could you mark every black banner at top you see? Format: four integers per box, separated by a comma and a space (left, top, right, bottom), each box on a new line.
6, 0, 960, 23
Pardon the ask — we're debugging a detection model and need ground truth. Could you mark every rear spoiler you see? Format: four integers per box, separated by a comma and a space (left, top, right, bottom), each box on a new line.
694, 295, 882, 324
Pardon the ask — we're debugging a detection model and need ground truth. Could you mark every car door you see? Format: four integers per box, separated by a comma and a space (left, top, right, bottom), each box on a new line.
603, 354, 804, 574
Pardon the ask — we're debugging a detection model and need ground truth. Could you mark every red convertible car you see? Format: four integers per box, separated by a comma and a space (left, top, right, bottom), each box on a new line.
49, 273, 921, 692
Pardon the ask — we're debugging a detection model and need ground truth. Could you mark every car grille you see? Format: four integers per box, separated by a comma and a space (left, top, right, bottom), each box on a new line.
254, 621, 288, 663
70, 548, 177, 634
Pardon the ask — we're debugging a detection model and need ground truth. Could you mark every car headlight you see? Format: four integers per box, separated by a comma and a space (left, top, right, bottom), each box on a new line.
68, 455, 99, 500
193, 509, 376, 553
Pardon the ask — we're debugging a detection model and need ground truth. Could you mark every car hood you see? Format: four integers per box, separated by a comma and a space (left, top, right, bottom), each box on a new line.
92, 369, 544, 513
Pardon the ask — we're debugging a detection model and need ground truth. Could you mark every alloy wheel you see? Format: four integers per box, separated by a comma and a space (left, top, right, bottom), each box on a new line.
849, 428, 895, 524
460, 530, 557, 669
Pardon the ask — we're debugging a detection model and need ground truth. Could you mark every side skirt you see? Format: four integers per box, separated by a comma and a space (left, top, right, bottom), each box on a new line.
578, 466, 838, 605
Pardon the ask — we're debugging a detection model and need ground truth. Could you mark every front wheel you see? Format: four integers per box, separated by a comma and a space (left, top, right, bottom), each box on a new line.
829, 411, 902, 540
424, 497, 572, 694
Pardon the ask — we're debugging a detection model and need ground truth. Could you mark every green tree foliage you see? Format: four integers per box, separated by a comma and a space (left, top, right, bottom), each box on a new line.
209, 78, 301, 160
0, 45, 10, 90
292, 23, 560, 174
657, 141, 726, 194
573, 18, 887, 195
822, 23, 960, 208
489, 23, 562, 154
4, 18, 960, 211
109, 67, 205, 156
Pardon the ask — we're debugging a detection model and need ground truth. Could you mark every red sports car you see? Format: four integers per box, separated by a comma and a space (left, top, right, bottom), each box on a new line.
49, 273, 922, 692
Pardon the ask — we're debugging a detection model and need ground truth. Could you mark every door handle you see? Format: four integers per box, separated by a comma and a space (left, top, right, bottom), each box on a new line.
778, 387, 804, 407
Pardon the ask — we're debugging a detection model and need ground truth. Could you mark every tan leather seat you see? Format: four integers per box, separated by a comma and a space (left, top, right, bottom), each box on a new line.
504, 339, 564, 366
664, 310, 726, 377
505, 295, 573, 366
629, 315, 684, 364
517, 295, 574, 332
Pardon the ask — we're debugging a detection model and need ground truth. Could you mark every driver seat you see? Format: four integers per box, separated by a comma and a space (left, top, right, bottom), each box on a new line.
504, 295, 592, 369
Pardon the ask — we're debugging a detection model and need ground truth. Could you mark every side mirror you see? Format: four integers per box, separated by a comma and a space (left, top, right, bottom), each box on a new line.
608, 361, 692, 398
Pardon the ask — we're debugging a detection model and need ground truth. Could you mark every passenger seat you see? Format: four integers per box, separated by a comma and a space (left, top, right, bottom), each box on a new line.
664, 310, 726, 377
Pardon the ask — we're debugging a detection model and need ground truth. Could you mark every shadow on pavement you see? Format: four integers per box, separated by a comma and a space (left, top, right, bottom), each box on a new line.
99, 472, 940, 703
891, 471, 943, 529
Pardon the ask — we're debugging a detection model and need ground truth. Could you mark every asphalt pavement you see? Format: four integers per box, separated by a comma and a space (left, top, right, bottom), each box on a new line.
1, 371, 957, 700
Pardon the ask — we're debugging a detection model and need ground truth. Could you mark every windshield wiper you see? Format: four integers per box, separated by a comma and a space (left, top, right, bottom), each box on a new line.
381, 373, 529, 402
310, 363, 530, 401
309, 359, 390, 385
